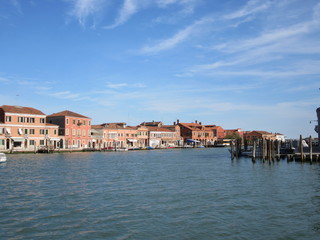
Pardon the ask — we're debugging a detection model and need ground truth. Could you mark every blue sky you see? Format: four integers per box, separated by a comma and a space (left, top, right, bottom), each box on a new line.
1, 0, 320, 138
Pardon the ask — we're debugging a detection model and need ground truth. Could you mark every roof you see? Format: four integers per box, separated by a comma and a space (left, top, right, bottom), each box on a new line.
99, 122, 127, 129
47, 110, 90, 119
0, 105, 45, 115
178, 122, 211, 131
249, 130, 273, 135
140, 121, 163, 127
145, 126, 173, 132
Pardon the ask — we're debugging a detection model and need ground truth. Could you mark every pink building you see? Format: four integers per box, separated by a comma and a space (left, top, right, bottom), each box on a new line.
47, 110, 92, 149
0, 105, 59, 152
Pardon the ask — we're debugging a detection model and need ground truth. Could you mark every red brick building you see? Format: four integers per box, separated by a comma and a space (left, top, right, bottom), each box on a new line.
47, 110, 92, 149
178, 120, 215, 146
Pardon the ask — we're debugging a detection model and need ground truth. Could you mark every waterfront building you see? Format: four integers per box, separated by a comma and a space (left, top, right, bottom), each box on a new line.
136, 125, 149, 148
46, 110, 92, 149
91, 123, 140, 150
141, 121, 183, 148
178, 120, 215, 146
204, 125, 226, 143
0, 105, 59, 152
245, 130, 277, 142
225, 128, 243, 140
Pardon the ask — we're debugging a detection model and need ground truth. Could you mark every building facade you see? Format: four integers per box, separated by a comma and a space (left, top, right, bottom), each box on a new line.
46, 110, 92, 149
178, 120, 215, 146
0, 105, 59, 152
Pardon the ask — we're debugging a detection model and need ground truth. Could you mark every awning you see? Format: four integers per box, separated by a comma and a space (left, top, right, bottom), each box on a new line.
127, 139, 137, 142
49, 138, 61, 141
11, 137, 24, 142
186, 139, 200, 143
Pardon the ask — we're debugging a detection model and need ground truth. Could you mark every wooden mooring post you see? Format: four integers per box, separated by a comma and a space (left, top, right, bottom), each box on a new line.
276, 140, 280, 161
300, 135, 304, 161
230, 140, 234, 160
252, 140, 256, 160
309, 135, 312, 163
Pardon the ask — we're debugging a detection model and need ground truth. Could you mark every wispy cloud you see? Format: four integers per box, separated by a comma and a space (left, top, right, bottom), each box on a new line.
224, 0, 272, 20
0, 77, 10, 82
10, 0, 22, 14
138, 17, 213, 54
104, 0, 141, 29
180, 2, 320, 78
106, 82, 128, 89
68, 0, 106, 27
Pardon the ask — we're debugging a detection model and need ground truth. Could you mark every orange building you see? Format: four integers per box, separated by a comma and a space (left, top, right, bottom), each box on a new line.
245, 131, 276, 141
0, 105, 59, 152
46, 110, 92, 149
205, 125, 226, 140
178, 120, 215, 146
225, 128, 243, 139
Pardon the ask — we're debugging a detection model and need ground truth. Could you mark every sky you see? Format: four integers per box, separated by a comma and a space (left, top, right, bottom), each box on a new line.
0, 0, 320, 138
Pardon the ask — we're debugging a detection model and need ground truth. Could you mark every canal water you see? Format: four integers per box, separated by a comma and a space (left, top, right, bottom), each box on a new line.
1, 148, 320, 240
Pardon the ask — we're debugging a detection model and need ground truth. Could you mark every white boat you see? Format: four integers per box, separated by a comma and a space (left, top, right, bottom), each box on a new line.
0, 153, 7, 163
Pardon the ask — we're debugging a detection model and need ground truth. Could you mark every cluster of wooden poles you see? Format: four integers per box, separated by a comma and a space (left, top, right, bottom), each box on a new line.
230, 135, 319, 163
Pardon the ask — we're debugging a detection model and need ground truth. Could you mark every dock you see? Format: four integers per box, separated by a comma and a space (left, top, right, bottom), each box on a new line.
230, 135, 320, 163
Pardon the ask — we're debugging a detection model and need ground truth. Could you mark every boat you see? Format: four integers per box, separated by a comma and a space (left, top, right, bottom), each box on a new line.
0, 153, 7, 163
215, 139, 231, 147
146, 146, 155, 150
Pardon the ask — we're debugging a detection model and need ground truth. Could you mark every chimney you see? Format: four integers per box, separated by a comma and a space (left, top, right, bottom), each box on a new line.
174, 121, 176, 125
199, 122, 202, 125
195, 120, 198, 124
177, 119, 180, 124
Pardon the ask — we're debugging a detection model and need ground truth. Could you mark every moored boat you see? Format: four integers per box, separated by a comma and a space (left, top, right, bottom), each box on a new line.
0, 153, 7, 163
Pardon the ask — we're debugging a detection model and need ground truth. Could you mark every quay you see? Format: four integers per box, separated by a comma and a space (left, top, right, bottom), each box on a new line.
229, 135, 320, 163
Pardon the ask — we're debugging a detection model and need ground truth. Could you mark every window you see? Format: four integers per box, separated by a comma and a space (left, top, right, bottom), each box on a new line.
30, 129, 35, 134
40, 129, 45, 135
89, 121, 91, 126
73, 120, 76, 125
66, 118, 69, 124
24, 117, 29, 123
30, 118, 35, 123
0, 128, 4, 134
78, 129, 81, 136
72, 129, 76, 136
5, 116, 12, 122
0, 139, 4, 145
40, 118, 45, 123
18, 117, 23, 123
30, 140, 35, 145
46, 129, 48, 134
83, 120, 86, 125
82, 130, 86, 136
18, 129, 23, 135
54, 130, 57, 135
40, 140, 45, 145
66, 129, 69, 136
24, 129, 28, 134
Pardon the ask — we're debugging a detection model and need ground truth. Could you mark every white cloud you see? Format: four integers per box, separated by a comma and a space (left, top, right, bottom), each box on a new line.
224, 0, 272, 20
104, 0, 141, 29
0, 77, 10, 82
138, 17, 213, 54
106, 82, 128, 89
68, 0, 106, 27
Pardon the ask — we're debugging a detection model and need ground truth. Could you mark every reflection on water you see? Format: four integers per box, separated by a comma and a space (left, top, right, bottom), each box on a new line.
0, 148, 320, 240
